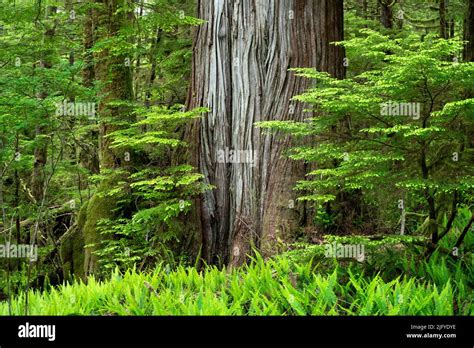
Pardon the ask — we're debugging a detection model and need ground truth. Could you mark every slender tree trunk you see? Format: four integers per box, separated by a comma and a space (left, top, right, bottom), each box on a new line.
145, 28, 162, 108
188, 0, 345, 265
79, 2, 99, 175
357, 0, 369, 20
14, 134, 20, 245
449, 19, 455, 38
32, 6, 56, 204
379, 0, 393, 29
455, 214, 474, 248
83, 3, 95, 88
464, 0, 474, 62
440, 0, 448, 39
420, 145, 438, 244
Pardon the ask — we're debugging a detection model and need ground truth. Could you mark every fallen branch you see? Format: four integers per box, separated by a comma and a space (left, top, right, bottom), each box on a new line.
455, 214, 474, 249
411, 240, 459, 260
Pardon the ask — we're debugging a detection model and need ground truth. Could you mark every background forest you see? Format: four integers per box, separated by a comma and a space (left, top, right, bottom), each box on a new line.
0, 0, 473, 316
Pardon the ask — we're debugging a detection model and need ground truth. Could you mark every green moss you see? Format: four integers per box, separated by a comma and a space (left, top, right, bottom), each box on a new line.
60, 170, 129, 280
82, 174, 123, 277
60, 202, 88, 281
59, 232, 73, 277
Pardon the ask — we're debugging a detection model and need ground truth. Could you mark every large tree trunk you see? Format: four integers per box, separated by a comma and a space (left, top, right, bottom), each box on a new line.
188, 0, 345, 265
464, 0, 474, 62
80, 0, 134, 276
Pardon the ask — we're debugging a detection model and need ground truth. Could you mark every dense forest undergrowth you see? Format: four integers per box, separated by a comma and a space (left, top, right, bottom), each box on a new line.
0, 0, 473, 316
2, 228, 473, 315
1, 234, 473, 315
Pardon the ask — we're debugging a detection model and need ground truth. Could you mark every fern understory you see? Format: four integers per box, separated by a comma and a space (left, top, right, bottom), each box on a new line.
1, 250, 472, 316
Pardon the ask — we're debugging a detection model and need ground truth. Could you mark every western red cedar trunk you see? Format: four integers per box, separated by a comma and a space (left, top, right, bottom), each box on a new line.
188, 0, 345, 265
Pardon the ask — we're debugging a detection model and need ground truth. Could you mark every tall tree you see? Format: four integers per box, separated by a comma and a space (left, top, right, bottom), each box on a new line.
464, 0, 474, 61
379, 0, 394, 29
439, 0, 448, 38
31, 5, 57, 204
82, 2, 95, 88
80, 0, 134, 276
188, 0, 345, 265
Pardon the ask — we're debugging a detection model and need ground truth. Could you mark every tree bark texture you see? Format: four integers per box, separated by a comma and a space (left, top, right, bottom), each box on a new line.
188, 0, 345, 265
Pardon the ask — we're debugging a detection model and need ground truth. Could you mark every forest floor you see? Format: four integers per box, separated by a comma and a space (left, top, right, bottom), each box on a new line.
1, 237, 472, 316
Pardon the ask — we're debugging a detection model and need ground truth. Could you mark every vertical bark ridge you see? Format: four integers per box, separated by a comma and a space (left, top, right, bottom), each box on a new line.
188, 0, 345, 265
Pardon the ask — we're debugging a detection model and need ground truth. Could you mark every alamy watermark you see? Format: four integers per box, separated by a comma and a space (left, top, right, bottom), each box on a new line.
380, 101, 420, 120
55, 100, 96, 119
0, 242, 38, 261
324, 242, 365, 261
216, 147, 257, 167
18, 322, 55, 342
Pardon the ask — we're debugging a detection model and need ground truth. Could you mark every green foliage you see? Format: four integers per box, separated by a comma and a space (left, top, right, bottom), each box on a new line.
257, 32, 474, 238
1, 254, 470, 316
90, 105, 209, 274
0, 0, 203, 287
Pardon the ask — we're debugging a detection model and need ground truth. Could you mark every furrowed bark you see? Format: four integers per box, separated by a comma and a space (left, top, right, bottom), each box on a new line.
188, 0, 345, 265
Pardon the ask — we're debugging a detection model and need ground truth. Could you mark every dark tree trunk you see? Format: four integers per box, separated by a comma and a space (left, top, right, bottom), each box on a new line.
188, 0, 345, 265
464, 0, 474, 62
145, 28, 162, 108
440, 0, 448, 39
449, 19, 455, 38
82, 4, 95, 88
357, 0, 369, 20
79, 1, 99, 175
379, 0, 393, 29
